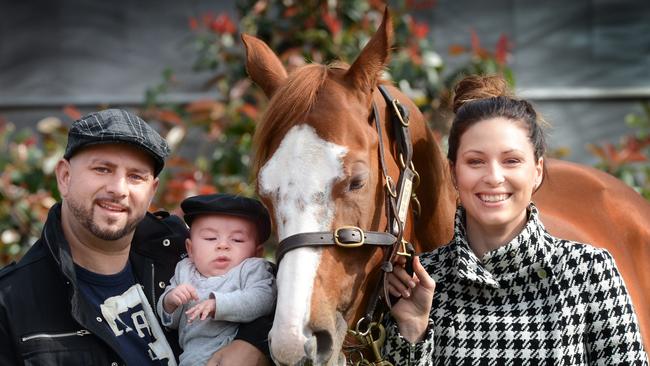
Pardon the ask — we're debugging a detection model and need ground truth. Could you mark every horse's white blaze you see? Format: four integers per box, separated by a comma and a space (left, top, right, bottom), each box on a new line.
260, 124, 347, 363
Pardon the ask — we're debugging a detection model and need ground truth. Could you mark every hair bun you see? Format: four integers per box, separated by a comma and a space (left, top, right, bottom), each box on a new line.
452, 75, 511, 113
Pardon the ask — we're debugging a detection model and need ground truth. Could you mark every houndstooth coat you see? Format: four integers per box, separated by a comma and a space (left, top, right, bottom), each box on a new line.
383, 204, 648, 365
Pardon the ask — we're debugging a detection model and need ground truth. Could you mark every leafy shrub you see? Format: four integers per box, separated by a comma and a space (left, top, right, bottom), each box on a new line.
587, 102, 650, 199
144, 0, 514, 208
0, 0, 513, 264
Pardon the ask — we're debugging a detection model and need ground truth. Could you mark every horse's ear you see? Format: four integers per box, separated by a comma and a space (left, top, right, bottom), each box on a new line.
242, 34, 288, 98
345, 7, 393, 94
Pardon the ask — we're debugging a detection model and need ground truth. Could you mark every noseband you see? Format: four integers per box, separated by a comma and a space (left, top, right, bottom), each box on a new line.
274, 85, 420, 365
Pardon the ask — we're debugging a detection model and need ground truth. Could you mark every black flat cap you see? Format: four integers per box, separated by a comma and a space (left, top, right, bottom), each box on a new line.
181, 193, 272, 243
64, 109, 170, 177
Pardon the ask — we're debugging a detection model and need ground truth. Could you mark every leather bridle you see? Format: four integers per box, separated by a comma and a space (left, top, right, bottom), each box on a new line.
273, 85, 421, 365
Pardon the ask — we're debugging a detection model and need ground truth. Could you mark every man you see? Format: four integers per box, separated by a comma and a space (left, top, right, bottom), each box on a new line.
0, 109, 271, 365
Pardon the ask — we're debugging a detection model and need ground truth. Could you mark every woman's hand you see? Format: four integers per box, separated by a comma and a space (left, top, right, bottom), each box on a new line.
387, 256, 435, 343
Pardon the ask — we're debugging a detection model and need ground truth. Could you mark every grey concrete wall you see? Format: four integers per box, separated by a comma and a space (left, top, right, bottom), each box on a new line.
0, 0, 237, 104
417, 0, 650, 164
1, 0, 649, 165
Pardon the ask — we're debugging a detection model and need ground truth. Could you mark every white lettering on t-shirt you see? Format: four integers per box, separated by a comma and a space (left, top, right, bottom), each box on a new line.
100, 285, 151, 337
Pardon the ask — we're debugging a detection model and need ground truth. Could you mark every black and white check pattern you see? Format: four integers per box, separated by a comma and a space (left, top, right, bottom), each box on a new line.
383, 204, 648, 365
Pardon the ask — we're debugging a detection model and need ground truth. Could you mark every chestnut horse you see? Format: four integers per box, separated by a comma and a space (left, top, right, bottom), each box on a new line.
243, 10, 650, 365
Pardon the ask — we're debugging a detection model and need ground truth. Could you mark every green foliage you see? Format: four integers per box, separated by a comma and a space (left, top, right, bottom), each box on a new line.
0, 117, 66, 263
0, 0, 516, 264
145, 0, 515, 208
587, 101, 650, 199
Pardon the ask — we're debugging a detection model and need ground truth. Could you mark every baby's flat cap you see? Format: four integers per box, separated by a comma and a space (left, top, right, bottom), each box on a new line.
181, 193, 271, 243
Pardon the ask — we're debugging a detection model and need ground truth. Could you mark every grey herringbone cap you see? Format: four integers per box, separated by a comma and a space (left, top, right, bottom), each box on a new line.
64, 109, 170, 177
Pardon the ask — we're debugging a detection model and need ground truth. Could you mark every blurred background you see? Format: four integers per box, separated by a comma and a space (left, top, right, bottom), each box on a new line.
1, 0, 649, 264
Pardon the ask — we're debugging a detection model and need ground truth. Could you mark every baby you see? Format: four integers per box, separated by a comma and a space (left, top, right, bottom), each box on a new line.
157, 193, 276, 366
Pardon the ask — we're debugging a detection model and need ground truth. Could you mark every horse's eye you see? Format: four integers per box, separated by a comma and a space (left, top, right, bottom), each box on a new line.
349, 177, 366, 191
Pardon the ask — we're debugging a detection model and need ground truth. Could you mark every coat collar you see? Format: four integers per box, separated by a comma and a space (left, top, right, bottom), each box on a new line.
450, 203, 553, 288
41, 203, 77, 283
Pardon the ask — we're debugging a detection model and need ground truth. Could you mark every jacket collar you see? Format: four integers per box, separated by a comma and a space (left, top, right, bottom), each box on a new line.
41, 203, 77, 284
451, 203, 552, 288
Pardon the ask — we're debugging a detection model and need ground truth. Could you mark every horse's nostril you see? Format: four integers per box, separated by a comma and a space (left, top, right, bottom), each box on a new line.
313, 330, 333, 362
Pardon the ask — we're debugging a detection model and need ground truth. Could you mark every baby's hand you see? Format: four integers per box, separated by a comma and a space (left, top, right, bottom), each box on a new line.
163, 284, 199, 314
186, 298, 216, 323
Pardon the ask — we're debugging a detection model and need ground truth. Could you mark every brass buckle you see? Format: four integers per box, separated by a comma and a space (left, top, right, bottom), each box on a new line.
396, 238, 412, 257
391, 99, 409, 127
334, 226, 365, 247
385, 176, 397, 198
411, 194, 421, 219
410, 162, 420, 189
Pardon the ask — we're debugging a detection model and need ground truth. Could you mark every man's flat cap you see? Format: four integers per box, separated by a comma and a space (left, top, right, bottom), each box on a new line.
181, 193, 272, 243
64, 109, 170, 176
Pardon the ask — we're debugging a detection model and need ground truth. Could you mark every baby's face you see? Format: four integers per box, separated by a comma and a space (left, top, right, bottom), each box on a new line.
187, 214, 259, 277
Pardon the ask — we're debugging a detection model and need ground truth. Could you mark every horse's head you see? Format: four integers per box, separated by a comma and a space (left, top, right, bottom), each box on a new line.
243, 9, 453, 365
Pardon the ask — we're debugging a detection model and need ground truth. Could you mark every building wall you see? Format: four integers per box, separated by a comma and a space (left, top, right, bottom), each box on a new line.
1, 0, 649, 164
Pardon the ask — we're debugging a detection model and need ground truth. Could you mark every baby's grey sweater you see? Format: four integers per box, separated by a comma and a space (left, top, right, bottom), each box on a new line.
157, 257, 276, 366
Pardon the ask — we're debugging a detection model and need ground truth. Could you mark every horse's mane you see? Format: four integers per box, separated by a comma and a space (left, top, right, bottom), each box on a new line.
252, 63, 331, 177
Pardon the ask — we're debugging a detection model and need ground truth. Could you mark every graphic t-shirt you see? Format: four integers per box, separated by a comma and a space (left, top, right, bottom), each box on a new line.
75, 262, 170, 365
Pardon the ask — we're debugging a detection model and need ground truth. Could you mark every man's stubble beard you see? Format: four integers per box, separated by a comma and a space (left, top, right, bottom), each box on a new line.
67, 197, 142, 241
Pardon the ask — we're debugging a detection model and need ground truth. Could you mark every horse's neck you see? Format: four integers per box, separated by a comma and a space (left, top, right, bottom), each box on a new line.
397, 101, 456, 252
374, 86, 456, 252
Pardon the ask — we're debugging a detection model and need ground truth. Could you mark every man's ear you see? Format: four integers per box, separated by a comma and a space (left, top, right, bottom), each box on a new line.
55, 159, 72, 197
185, 238, 193, 260
149, 177, 160, 206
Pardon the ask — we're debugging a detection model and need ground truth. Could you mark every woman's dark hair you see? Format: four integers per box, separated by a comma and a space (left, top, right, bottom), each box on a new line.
447, 75, 547, 166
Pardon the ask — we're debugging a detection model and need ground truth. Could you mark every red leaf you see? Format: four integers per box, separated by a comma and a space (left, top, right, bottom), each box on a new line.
408, 44, 423, 65
63, 105, 82, 120
448, 44, 466, 56
283, 6, 299, 18
470, 28, 481, 55
210, 13, 237, 34
198, 185, 218, 195
202, 12, 214, 27
189, 17, 198, 31
239, 103, 258, 120
620, 136, 649, 163
157, 110, 184, 125
369, 0, 386, 10
304, 16, 316, 29
604, 143, 621, 164
24, 136, 37, 146
186, 99, 221, 113
470, 28, 491, 59
495, 33, 510, 65
587, 144, 606, 160
186, 100, 225, 122
322, 12, 341, 36
166, 156, 191, 168
412, 20, 429, 40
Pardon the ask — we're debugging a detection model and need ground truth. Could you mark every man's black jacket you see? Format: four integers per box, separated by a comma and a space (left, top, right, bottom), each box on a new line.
0, 203, 272, 365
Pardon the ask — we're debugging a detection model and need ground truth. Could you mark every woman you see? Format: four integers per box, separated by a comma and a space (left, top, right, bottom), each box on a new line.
383, 75, 648, 365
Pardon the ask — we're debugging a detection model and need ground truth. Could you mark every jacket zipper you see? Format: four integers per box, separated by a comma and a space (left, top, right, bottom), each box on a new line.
21, 330, 91, 342
150, 262, 156, 305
